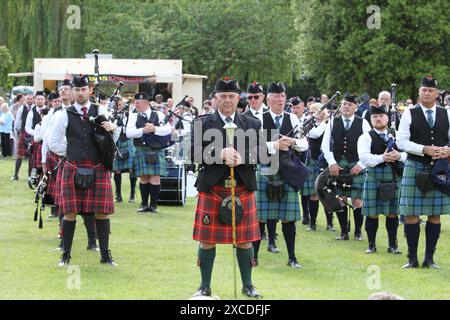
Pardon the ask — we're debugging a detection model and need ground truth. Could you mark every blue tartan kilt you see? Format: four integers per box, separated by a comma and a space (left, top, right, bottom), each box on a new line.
113, 139, 135, 172
335, 159, 365, 200
256, 171, 301, 222
399, 160, 450, 216
302, 158, 322, 196
133, 146, 167, 177
362, 165, 401, 216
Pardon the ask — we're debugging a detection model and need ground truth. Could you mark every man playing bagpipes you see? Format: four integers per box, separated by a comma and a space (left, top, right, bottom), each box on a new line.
191, 78, 263, 298
321, 93, 372, 241
397, 75, 450, 269
126, 92, 172, 213
48, 75, 120, 266
357, 105, 406, 255
254, 82, 309, 269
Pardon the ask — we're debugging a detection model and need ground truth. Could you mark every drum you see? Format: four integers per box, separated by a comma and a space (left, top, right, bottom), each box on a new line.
158, 165, 186, 206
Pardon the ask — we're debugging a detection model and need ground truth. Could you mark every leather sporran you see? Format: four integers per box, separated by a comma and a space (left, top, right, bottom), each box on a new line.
117, 148, 129, 161
218, 196, 243, 225
416, 170, 434, 194
74, 167, 95, 189
145, 151, 158, 165
378, 182, 396, 201
266, 179, 286, 202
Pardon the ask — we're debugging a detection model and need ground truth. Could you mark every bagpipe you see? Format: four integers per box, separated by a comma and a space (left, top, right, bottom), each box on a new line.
314, 168, 354, 213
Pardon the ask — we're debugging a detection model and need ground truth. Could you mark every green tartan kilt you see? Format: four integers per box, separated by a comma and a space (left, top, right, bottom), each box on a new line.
399, 160, 450, 216
362, 165, 401, 216
133, 146, 167, 177
302, 158, 322, 196
256, 171, 301, 222
113, 139, 136, 172
335, 159, 365, 200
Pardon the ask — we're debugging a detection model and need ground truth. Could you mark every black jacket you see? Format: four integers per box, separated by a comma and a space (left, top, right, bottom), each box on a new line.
191, 111, 263, 192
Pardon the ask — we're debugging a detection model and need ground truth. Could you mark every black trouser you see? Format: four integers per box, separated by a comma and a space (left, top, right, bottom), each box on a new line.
1, 133, 12, 157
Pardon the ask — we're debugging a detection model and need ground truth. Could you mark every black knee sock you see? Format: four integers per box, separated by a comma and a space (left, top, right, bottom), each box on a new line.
266, 219, 277, 246
14, 158, 22, 176
282, 222, 297, 261
325, 211, 334, 226
82, 214, 97, 247
149, 184, 160, 207
62, 219, 76, 254
309, 200, 319, 226
96, 219, 111, 258
425, 222, 441, 261
130, 176, 137, 197
301, 195, 310, 221
139, 183, 149, 206
336, 206, 348, 234
353, 208, 363, 235
365, 217, 379, 248
386, 216, 399, 248
252, 222, 265, 260
404, 222, 420, 261
114, 173, 122, 198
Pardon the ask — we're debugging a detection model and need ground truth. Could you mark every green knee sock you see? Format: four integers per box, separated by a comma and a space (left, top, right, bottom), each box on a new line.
236, 247, 254, 287
198, 247, 216, 288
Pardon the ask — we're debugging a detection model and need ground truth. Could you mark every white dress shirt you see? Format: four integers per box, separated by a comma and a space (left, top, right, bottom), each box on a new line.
25, 106, 46, 136
265, 110, 309, 154
397, 104, 450, 155
358, 128, 407, 168
308, 120, 327, 139
322, 115, 371, 168
248, 107, 264, 124
48, 102, 119, 157
126, 108, 172, 139
14, 104, 33, 131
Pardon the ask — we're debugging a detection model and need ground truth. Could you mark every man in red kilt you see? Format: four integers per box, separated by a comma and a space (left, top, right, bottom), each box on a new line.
48, 75, 119, 266
12, 94, 35, 180
191, 78, 263, 298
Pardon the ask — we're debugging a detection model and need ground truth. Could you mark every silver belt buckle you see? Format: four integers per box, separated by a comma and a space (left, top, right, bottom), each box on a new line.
224, 178, 236, 188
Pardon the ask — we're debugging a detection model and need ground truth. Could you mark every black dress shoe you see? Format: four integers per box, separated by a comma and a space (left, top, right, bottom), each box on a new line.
267, 244, 280, 254
128, 195, 135, 203
302, 218, 310, 225
326, 224, 336, 231
100, 250, 118, 266
242, 286, 262, 299
335, 234, 349, 241
287, 258, 302, 268
58, 252, 71, 267
354, 233, 363, 241
422, 259, 439, 269
87, 244, 100, 252
10, 175, 18, 180
387, 247, 402, 255
193, 285, 211, 297
137, 205, 149, 213
402, 260, 419, 269
365, 247, 377, 254
115, 196, 123, 203
149, 205, 159, 213
307, 224, 316, 232
261, 231, 268, 240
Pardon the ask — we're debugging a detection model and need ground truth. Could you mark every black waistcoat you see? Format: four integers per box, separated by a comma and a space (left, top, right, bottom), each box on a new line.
133, 110, 160, 147
408, 106, 449, 164
309, 134, 324, 160
331, 116, 363, 163
66, 105, 101, 163
21, 105, 32, 131
262, 112, 293, 141
31, 107, 41, 130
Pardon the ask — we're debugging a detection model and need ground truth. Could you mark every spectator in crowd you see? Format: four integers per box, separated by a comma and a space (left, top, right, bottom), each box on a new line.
202, 100, 213, 115
0, 103, 14, 157
186, 96, 199, 117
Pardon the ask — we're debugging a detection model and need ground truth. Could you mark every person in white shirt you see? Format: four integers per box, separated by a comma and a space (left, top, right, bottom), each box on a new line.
321, 93, 372, 241
358, 105, 406, 255
396, 76, 450, 269
243, 82, 267, 124
126, 92, 172, 213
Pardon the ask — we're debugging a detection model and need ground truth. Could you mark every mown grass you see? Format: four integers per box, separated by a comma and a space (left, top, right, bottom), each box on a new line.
0, 157, 449, 300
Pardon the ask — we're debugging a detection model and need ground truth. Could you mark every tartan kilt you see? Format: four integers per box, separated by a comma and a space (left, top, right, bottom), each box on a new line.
256, 171, 301, 222
45, 151, 61, 198
362, 165, 401, 216
399, 160, 450, 216
54, 159, 65, 207
17, 132, 30, 157
60, 159, 114, 215
302, 158, 322, 196
335, 159, 365, 200
113, 139, 135, 172
133, 146, 167, 177
193, 185, 260, 244
30, 141, 43, 169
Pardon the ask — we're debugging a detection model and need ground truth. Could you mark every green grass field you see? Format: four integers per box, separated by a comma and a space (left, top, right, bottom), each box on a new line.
0, 157, 449, 300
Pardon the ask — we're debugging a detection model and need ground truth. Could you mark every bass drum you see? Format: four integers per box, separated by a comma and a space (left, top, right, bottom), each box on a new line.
158, 165, 186, 206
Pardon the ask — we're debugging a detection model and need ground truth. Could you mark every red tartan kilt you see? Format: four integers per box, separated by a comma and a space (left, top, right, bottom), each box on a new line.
54, 159, 65, 206
45, 151, 61, 198
30, 142, 42, 168
17, 132, 29, 157
59, 159, 114, 215
193, 185, 260, 244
